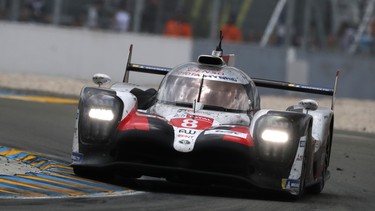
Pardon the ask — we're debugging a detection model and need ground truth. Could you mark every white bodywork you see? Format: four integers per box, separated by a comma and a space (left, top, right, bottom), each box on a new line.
150, 103, 250, 153
73, 50, 334, 196
250, 100, 333, 194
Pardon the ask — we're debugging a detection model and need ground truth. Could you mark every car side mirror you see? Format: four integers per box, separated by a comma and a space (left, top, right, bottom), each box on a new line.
93, 73, 111, 87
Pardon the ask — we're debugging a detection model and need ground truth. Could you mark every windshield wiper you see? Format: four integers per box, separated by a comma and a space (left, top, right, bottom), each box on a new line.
197, 74, 205, 103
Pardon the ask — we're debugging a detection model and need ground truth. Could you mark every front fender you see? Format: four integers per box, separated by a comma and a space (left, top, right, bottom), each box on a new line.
77, 87, 125, 144
249, 109, 313, 193
251, 109, 312, 163
309, 108, 334, 152
72, 87, 138, 164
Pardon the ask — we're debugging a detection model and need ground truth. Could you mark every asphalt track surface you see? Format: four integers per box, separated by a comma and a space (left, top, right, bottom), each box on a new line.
0, 97, 374, 211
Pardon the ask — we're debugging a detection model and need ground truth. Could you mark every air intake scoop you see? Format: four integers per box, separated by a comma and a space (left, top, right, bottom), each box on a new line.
198, 55, 225, 66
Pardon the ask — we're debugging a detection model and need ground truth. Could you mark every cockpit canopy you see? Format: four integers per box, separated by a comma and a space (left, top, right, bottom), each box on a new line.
157, 63, 257, 113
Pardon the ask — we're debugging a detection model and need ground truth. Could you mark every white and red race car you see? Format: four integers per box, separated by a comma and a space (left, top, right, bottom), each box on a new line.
72, 38, 339, 198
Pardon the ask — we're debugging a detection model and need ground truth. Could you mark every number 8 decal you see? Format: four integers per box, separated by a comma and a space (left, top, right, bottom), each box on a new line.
181, 119, 198, 128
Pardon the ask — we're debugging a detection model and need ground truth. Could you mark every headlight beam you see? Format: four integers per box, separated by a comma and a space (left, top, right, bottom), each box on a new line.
88, 108, 114, 121
261, 129, 289, 143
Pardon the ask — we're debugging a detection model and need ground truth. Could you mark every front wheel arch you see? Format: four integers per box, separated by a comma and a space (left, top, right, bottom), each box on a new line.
306, 119, 333, 194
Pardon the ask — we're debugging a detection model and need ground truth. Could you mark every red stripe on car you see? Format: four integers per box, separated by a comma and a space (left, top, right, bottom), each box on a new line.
223, 127, 254, 146
118, 106, 150, 131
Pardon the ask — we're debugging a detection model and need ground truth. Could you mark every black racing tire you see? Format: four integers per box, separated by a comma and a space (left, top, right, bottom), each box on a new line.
306, 167, 325, 194
73, 166, 114, 182
306, 129, 331, 194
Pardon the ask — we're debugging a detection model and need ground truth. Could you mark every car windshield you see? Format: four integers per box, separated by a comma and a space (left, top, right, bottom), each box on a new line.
157, 75, 250, 112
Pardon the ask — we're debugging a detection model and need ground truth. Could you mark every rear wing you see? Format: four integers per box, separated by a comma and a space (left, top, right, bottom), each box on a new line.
123, 45, 170, 83
123, 45, 339, 110
252, 72, 340, 110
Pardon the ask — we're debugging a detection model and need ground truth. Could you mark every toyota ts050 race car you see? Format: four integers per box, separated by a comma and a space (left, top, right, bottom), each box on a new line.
71, 38, 339, 197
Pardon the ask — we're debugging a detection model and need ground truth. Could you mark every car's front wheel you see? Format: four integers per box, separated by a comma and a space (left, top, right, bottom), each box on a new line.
306, 129, 331, 194
290, 124, 313, 200
73, 166, 114, 182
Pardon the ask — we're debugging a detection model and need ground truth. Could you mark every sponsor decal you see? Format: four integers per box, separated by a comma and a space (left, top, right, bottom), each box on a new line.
289, 179, 300, 188
178, 140, 191, 145
177, 134, 194, 138
204, 129, 248, 139
71, 152, 84, 163
204, 128, 253, 146
188, 69, 225, 75
173, 113, 187, 118
205, 74, 238, 82
169, 114, 214, 130
281, 179, 287, 189
177, 109, 191, 113
171, 114, 211, 153
179, 129, 196, 135
178, 69, 225, 76
281, 179, 300, 189
296, 153, 303, 161
174, 136, 195, 152
175, 69, 238, 82
176, 71, 201, 77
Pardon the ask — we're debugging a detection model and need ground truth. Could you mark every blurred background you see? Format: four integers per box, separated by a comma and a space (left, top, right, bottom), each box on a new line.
2, 0, 375, 51
0, 0, 374, 99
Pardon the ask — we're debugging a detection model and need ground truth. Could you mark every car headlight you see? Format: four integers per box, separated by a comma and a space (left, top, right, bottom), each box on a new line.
261, 129, 289, 143
254, 112, 305, 164
78, 88, 124, 144
88, 108, 114, 121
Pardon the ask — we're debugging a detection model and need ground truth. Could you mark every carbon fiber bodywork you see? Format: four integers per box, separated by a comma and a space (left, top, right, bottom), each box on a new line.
72, 46, 336, 197
73, 89, 316, 193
